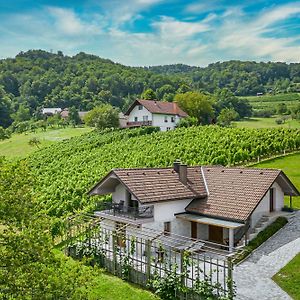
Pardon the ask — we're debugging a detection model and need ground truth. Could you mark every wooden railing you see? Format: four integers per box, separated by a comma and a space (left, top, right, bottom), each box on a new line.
127, 120, 152, 127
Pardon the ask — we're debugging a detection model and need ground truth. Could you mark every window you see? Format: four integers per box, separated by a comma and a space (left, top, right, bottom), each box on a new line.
171, 116, 175, 123
134, 116, 138, 122
143, 115, 148, 121
138, 105, 143, 110
166, 127, 171, 131
164, 221, 171, 235
164, 116, 168, 122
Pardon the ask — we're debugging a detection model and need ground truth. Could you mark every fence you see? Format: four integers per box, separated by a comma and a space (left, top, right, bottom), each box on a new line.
59, 214, 234, 299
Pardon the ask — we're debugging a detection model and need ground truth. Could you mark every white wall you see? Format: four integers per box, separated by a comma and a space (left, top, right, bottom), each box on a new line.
112, 183, 127, 203
128, 103, 183, 131
143, 199, 192, 233
128, 105, 152, 122
152, 114, 181, 131
250, 182, 284, 227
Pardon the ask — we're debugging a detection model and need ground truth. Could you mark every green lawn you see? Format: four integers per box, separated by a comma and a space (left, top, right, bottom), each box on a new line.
0, 127, 92, 158
273, 253, 300, 300
54, 251, 157, 300
234, 117, 300, 129
252, 153, 300, 209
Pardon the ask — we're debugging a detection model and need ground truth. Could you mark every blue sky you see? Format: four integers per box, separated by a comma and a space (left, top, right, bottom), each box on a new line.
0, 0, 300, 66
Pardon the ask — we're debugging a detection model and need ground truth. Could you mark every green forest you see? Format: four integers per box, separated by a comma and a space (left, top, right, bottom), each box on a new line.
1, 50, 300, 130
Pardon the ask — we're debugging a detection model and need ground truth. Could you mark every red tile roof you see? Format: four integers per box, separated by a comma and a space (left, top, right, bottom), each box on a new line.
125, 99, 188, 117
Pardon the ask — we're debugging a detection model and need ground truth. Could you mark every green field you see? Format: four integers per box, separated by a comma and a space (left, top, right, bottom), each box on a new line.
273, 253, 300, 300
235, 117, 300, 129
253, 153, 300, 209
239, 93, 300, 110
0, 127, 93, 158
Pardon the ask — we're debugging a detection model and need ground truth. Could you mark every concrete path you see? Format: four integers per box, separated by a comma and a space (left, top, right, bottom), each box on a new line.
234, 211, 300, 300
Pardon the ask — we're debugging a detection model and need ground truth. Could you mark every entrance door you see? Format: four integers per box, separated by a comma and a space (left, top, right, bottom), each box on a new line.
270, 188, 274, 212
209, 225, 223, 244
191, 222, 197, 239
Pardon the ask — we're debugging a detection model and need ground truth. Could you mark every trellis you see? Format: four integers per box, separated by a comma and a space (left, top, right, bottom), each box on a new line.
59, 214, 234, 299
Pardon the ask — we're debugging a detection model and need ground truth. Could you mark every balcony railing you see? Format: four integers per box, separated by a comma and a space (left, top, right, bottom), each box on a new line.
98, 202, 154, 220
127, 120, 152, 127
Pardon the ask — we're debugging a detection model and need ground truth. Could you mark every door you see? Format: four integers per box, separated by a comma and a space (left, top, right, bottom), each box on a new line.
270, 188, 274, 212
209, 225, 223, 244
191, 222, 197, 239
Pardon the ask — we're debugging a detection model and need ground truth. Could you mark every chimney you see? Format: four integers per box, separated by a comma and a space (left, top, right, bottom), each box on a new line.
179, 164, 187, 185
173, 160, 181, 173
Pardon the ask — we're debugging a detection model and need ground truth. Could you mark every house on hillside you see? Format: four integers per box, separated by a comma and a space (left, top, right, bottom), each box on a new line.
118, 112, 128, 128
89, 162, 299, 252
124, 99, 188, 131
41, 107, 62, 116
60, 108, 89, 121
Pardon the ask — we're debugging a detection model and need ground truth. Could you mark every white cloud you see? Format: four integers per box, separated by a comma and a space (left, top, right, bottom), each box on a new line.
0, 2, 300, 65
152, 16, 211, 39
216, 3, 300, 62
47, 7, 101, 36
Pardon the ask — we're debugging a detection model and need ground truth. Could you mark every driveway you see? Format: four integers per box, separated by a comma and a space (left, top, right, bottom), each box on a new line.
234, 211, 300, 300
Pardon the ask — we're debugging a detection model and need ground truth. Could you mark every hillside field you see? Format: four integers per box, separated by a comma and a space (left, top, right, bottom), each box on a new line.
0, 127, 92, 158
234, 117, 300, 129
25, 126, 300, 218
239, 93, 300, 111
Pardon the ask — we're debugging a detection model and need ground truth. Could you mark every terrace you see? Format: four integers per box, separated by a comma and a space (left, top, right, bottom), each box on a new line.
95, 202, 154, 224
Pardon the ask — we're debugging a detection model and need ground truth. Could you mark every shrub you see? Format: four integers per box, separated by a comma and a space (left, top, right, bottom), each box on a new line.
0, 126, 11, 140
233, 217, 288, 264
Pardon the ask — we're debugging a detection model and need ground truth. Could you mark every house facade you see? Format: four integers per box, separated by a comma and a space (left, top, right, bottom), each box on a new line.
89, 163, 299, 252
124, 99, 188, 131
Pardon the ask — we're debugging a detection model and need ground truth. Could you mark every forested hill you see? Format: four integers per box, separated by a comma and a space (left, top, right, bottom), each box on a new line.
1, 49, 300, 127
147, 61, 300, 95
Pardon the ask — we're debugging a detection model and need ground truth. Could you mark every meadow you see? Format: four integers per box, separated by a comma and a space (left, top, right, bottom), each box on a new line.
234, 117, 300, 129
0, 127, 92, 158
239, 93, 300, 110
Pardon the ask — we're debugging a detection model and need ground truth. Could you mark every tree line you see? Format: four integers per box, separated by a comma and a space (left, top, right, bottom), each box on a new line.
1, 49, 300, 131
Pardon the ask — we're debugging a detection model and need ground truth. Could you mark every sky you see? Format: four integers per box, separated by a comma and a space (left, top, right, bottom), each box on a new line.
0, 0, 300, 66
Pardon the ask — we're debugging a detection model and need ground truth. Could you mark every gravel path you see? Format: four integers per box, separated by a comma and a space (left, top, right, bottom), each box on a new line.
234, 211, 300, 300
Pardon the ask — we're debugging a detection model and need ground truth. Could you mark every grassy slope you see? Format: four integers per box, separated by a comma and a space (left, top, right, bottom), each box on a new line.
234, 117, 300, 129
252, 153, 300, 209
239, 93, 300, 110
273, 253, 300, 300
0, 127, 92, 158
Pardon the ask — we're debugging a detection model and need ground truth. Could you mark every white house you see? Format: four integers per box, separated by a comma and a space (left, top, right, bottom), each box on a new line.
88, 162, 299, 252
41, 107, 62, 116
124, 99, 188, 131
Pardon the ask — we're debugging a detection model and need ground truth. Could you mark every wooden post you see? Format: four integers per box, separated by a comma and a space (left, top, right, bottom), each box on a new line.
290, 195, 293, 210
227, 256, 234, 300
112, 231, 117, 275
146, 239, 152, 282
180, 250, 185, 287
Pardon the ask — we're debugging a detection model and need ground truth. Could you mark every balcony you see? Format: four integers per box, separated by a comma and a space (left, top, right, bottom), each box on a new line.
95, 202, 154, 224
127, 120, 152, 127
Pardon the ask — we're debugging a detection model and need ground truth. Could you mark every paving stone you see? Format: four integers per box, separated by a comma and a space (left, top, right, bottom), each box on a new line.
234, 211, 300, 300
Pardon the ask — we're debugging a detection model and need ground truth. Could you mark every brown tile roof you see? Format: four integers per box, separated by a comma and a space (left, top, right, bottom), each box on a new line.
186, 166, 282, 222
113, 167, 206, 203
125, 99, 188, 117
89, 165, 299, 222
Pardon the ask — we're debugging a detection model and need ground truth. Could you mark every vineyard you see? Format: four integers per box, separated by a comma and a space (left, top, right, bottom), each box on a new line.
27, 126, 300, 220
